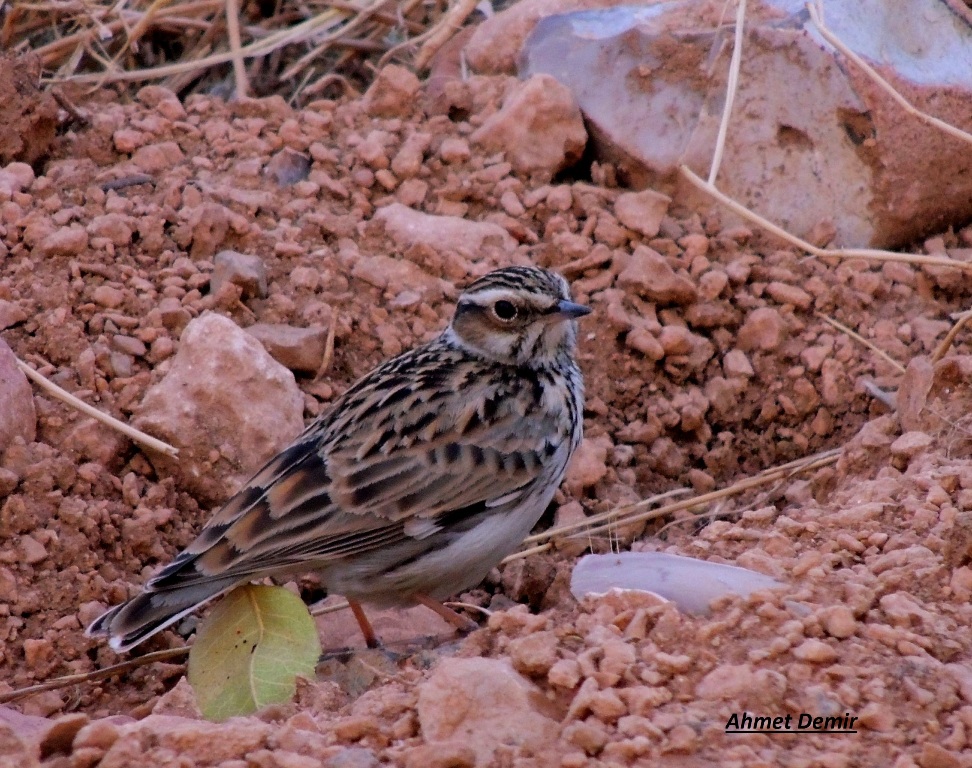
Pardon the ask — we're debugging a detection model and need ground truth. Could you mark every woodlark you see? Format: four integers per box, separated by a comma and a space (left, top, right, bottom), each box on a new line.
88, 266, 590, 651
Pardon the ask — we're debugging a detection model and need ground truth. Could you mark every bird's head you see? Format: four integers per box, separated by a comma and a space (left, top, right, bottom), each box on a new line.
447, 266, 590, 366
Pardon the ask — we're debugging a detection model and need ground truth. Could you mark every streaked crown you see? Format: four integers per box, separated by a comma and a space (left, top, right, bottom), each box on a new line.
447, 266, 590, 366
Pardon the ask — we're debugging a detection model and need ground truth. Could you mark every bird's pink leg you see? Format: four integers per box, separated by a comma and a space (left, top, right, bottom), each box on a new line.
348, 599, 379, 648
413, 593, 478, 633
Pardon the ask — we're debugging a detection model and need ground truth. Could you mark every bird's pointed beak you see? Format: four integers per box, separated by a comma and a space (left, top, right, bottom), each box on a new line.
556, 299, 592, 319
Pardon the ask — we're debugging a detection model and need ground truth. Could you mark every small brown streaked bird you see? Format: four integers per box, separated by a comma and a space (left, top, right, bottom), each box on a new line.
88, 265, 590, 651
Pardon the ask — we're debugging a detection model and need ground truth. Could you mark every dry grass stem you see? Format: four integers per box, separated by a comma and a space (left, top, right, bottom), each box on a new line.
861, 380, 896, 410
560, 448, 842, 544
681, 1, 972, 274
224, 0, 250, 99
311, 599, 350, 616
0, 647, 188, 705
501, 542, 553, 562
708, 0, 746, 185
315, 307, 338, 380
522, 487, 692, 546
279, 0, 396, 82
680, 166, 972, 273
808, 1, 972, 148
443, 601, 493, 617
656, 503, 732, 537
414, 0, 480, 70
126, 0, 179, 50
510, 448, 841, 561
39, 0, 397, 88
933, 311, 972, 363
15, 358, 180, 457
816, 313, 906, 374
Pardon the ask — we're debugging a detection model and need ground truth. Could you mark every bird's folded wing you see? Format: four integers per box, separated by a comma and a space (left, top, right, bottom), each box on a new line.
147, 402, 560, 590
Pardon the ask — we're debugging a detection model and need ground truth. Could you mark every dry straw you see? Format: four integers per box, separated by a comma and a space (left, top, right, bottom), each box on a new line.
683, 0, 972, 275
15, 358, 179, 457
6, 0, 470, 99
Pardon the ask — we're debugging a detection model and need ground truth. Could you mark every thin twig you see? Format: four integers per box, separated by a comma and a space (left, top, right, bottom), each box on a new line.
310, 599, 349, 616
280, 0, 409, 81
656, 503, 733, 537
15, 358, 179, 457
501, 542, 553, 562
443, 600, 492, 618
861, 380, 896, 409
522, 487, 692, 546
50, 88, 89, 125
315, 307, 337, 380
414, 0, 479, 70
102, 174, 155, 191
679, 166, 972, 273
932, 311, 972, 363
126, 0, 178, 50
708, 0, 746, 185
225, 0, 250, 99
524, 448, 843, 552
588, 451, 841, 540
0, 647, 188, 704
511, 449, 840, 561
808, 1, 972, 147
48, 4, 362, 85
816, 312, 906, 374
559, 448, 842, 543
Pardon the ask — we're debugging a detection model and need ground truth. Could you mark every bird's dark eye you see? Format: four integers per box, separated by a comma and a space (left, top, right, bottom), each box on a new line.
493, 300, 518, 321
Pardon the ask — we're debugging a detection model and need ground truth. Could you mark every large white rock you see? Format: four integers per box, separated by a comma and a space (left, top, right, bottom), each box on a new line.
133, 312, 304, 502
519, 0, 972, 248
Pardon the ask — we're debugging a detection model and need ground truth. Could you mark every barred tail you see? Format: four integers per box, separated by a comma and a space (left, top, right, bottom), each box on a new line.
86, 578, 240, 652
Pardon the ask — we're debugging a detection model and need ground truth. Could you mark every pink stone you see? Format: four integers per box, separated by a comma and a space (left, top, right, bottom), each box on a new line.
470, 75, 587, 178
133, 313, 304, 502
0, 338, 36, 455
416, 658, 559, 765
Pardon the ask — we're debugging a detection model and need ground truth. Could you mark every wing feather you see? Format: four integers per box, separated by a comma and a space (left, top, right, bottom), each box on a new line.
145, 346, 570, 593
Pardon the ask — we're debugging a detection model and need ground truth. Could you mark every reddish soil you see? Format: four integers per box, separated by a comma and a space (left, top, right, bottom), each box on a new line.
1, 56, 972, 767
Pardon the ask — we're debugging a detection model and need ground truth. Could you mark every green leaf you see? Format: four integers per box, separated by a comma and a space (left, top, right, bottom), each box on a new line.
187, 584, 322, 721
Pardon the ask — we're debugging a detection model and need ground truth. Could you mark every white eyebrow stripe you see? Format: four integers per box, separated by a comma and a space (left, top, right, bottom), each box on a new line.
464, 288, 519, 305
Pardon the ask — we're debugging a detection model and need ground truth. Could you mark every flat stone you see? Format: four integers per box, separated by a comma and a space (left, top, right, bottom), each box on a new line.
737, 307, 785, 352
464, 0, 619, 75
374, 203, 516, 262
246, 323, 328, 373
91, 285, 126, 309
615, 246, 697, 305
362, 64, 421, 118
132, 141, 184, 172
0, 300, 27, 330
37, 226, 88, 258
112, 334, 147, 357
351, 253, 448, 300
563, 436, 610, 494
889, 431, 934, 460
211, 250, 268, 299
614, 189, 671, 238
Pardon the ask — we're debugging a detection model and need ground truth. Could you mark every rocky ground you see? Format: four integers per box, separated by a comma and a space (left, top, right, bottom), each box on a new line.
1, 52, 972, 768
